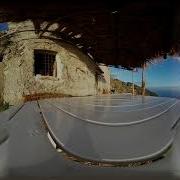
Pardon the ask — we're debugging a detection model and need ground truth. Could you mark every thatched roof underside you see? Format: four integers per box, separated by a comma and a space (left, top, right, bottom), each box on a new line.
0, 0, 180, 69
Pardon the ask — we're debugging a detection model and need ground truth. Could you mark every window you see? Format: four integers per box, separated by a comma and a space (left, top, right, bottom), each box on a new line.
34, 50, 56, 76
0, 54, 3, 62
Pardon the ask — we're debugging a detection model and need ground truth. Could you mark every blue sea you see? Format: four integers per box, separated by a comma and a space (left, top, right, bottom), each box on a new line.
149, 87, 180, 99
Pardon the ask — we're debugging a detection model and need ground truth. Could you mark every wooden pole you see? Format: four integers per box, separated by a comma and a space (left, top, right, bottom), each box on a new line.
141, 63, 146, 96
132, 70, 134, 96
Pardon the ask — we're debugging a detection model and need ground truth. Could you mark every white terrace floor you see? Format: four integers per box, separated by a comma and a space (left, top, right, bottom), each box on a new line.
0, 94, 180, 180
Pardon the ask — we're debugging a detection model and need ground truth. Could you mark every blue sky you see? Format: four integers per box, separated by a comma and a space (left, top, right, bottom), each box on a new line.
110, 56, 180, 88
0, 23, 8, 31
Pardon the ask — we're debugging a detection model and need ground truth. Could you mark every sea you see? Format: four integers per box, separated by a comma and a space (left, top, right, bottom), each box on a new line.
149, 87, 180, 99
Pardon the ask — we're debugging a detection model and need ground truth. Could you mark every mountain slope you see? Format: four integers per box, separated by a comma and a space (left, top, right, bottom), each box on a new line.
111, 79, 158, 96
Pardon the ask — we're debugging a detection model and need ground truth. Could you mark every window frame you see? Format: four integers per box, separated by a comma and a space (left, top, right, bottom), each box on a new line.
34, 49, 57, 77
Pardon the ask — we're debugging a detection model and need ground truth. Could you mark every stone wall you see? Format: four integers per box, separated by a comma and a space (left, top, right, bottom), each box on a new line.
97, 65, 111, 94
0, 63, 3, 103
2, 21, 98, 105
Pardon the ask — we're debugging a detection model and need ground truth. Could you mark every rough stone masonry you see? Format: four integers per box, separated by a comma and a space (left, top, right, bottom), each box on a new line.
0, 21, 110, 105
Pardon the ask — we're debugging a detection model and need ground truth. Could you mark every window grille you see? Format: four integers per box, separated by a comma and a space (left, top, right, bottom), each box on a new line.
34, 50, 56, 76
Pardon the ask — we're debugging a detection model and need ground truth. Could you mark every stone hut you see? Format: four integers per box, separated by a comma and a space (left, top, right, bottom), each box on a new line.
0, 21, 110, 105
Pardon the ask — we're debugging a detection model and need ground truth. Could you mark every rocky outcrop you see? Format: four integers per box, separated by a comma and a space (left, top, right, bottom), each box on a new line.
111, 79, 158, 96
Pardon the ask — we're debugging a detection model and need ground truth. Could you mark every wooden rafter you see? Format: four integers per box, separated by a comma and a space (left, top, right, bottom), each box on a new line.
0, 0, 179, 69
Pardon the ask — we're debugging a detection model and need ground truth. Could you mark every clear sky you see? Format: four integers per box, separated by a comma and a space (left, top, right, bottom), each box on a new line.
0, 23, 8, 31
110, 56, 180, 88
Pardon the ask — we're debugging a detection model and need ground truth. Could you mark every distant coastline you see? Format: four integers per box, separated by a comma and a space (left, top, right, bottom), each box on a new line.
149, 87, 180, 99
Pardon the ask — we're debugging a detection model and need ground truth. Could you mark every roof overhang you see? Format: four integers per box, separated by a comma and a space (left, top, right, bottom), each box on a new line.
0, 0, 179, 69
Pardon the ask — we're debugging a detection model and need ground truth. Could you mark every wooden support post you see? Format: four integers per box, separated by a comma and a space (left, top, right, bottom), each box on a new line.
141, 63, 146, 96
132, 70, 134, 96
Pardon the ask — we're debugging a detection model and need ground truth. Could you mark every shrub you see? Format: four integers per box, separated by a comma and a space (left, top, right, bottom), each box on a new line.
0, 102, 9, 112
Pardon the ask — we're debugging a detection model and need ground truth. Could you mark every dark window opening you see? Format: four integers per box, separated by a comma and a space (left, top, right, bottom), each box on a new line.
0, 54, 3, 62
34, 50, 56, 76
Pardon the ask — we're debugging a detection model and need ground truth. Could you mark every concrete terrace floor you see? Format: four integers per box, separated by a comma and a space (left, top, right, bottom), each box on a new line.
0, 95, 180, 180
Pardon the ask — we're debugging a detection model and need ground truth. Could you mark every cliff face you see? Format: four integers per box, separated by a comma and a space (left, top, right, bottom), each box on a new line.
111, 79, 158, 96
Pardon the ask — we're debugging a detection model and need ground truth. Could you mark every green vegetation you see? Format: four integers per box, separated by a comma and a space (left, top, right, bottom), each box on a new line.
111, 78, 158, 96
0, 102, 9, 112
